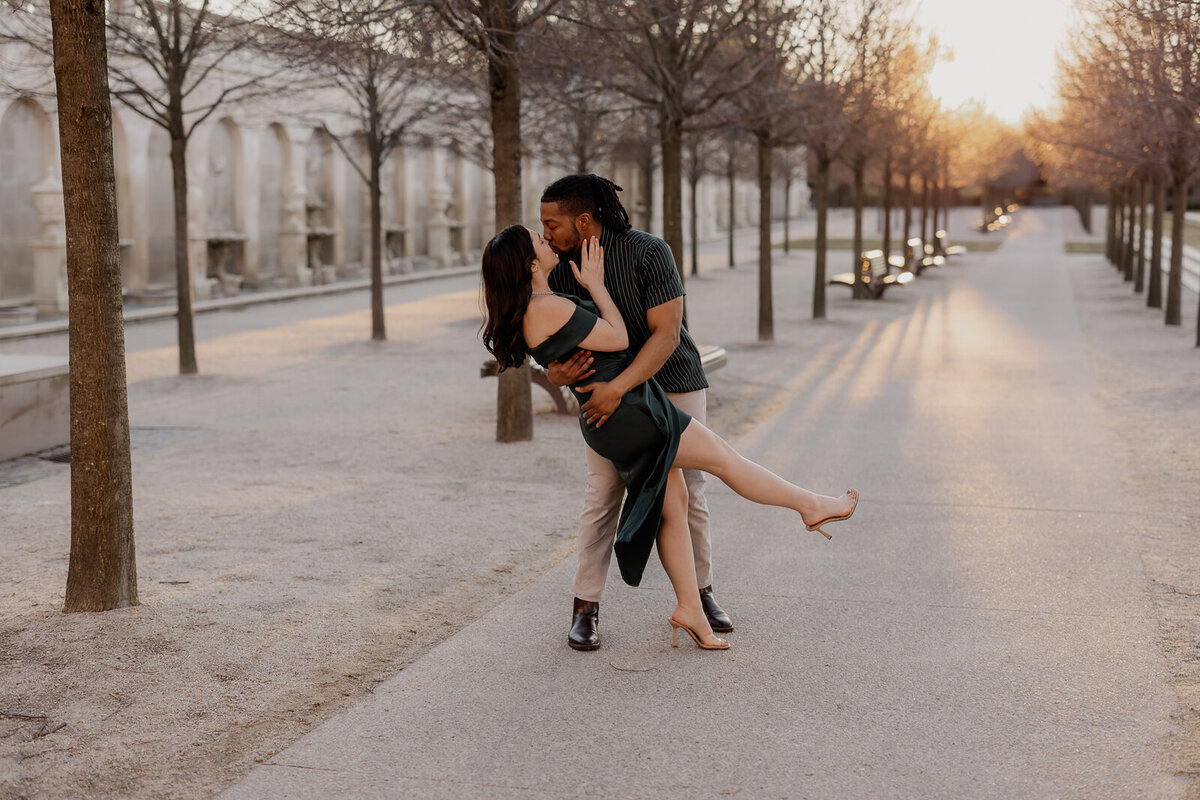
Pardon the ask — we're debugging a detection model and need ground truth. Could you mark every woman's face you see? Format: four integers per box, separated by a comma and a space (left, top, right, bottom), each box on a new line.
527, 228, 559, 273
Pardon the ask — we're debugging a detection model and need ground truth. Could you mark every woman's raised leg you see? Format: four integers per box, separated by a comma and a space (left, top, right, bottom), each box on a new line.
657, 469, 728, 649
672, 420, 857, 532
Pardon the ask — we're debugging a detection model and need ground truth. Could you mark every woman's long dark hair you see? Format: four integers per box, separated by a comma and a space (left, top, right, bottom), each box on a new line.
481, 225, 535, 371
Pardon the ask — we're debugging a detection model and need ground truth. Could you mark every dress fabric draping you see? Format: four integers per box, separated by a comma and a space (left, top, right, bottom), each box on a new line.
527, 294, 691, 586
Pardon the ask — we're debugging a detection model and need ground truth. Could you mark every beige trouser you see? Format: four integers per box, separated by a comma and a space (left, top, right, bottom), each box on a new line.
571, 388, 711, 602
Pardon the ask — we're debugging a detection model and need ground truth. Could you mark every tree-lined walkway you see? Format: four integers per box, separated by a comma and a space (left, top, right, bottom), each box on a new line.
5, 208, 1196, 798
217, 208, 1188, 799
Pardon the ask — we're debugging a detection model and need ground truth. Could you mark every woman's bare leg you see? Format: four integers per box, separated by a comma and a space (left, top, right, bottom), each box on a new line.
672, 421, 856, 528
657, 469, 727, 648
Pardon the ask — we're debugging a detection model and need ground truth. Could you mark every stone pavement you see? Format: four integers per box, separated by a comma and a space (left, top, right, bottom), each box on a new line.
211, 208, 1186, 799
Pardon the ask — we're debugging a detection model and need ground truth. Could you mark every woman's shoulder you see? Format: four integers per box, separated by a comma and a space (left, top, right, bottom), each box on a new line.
524, 294, 593, 348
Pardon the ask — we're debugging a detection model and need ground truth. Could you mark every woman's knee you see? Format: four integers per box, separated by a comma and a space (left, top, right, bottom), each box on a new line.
663, 471, 689, 519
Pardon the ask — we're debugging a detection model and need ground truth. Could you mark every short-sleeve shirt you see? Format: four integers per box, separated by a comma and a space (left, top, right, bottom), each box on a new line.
548, 226, 708, 394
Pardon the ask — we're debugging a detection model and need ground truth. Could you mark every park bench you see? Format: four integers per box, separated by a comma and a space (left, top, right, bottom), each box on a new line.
828, 249, 914, 299
934, 230, 967, 257
904, 237, 944, 275
481, 344, 727, 415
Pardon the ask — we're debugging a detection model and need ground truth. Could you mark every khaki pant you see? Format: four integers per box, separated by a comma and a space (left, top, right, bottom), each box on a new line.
571, 389, 711, 602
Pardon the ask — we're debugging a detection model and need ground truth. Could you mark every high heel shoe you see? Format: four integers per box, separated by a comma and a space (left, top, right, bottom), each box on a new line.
669, 616, 730, 650
805, 489, 859, 540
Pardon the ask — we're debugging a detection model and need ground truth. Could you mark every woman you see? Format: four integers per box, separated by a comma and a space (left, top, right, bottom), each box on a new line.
481, 225, 858, 650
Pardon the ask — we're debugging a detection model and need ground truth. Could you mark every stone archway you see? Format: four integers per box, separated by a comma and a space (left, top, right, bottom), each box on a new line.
342, 133, 367, 273
145, 126, 175, 287
206, 117, 245, 292
109, 112, 140, 290
257, 123, 290, 280
207, 118, 241, 235
0, 99, 53, 302
305, 128, 335, 277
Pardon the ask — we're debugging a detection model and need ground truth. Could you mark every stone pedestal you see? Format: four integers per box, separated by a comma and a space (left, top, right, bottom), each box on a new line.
0, 355, 69, 460
30, 177, 68, 316
278, 183, 312, 287
426, 182, 454, 269
187, 185, 217, 299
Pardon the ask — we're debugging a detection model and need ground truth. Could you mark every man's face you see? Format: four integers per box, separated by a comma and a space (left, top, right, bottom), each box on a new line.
540, 201, 583, 255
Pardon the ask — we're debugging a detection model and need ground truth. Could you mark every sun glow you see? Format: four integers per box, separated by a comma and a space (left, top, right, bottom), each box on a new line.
917, 0, 1075, 124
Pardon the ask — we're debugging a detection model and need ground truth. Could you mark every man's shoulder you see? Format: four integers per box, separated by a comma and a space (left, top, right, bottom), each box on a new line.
618, 227, 668, 251
611, 228, 674, 270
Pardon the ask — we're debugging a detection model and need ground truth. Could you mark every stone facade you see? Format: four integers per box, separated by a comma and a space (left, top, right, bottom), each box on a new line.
0, 50, 808, 319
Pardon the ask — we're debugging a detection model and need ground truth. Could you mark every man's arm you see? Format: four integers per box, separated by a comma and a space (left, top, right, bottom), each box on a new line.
578, 297, 681, 428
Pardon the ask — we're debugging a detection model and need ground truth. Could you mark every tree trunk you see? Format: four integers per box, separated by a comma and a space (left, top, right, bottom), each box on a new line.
979, 181, 988, 232
169, 132, 197, 375
641, 152, 654, 232
757, 137, 773, 342
1114, 186, 1125, 271
1105, 186, 1116, 264
1123, 185, 1135, 282
903, 170, 912, 244
882, 155, 893, 269
1166, 172, 1187, 326
1134, 178, 1146, 294
920, 177, 930, 249
50, 0, 138, 612
813, 153, 830, 320
851, 161, 865, 298
783, 175, 791, 254
369, 135, 386, 341
689, 175, 699, 277
727, 155, 736, 268
488, 50, 532, 443
659, 113, 685, 284
1149, 175, 1164, 309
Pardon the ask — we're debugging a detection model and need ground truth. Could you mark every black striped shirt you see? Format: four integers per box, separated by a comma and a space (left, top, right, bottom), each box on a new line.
548, 226, 708, 393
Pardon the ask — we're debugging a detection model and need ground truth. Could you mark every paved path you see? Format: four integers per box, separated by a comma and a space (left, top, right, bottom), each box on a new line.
217, 209, 1184, 799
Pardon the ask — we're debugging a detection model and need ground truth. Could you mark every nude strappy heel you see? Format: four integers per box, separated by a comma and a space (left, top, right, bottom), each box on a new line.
669, 617, 730, 650
805, 489, 859, 540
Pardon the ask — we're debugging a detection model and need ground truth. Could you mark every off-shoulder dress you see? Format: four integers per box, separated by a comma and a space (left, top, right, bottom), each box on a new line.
527, 293, 691, 586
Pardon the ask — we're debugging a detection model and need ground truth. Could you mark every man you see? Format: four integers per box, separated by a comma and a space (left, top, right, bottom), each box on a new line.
540, 173, 733, 651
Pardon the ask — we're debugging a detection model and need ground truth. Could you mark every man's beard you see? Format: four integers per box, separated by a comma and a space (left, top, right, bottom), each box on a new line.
555, 221, 583, 256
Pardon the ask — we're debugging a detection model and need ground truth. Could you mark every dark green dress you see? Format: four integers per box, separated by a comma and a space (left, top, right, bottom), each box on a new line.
527, 294, 692, 587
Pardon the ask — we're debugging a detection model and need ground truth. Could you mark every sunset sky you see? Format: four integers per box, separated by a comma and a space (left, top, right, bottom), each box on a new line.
915, 0, 1077, 124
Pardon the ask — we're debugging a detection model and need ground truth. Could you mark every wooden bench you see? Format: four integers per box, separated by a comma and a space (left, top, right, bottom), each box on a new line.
934, 230, 967, 258
481, 344, 727, 415
829, 249, 914, 299
905, 237, 941, 275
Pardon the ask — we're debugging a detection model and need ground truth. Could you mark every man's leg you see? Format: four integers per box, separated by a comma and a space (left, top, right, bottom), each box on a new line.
568, 445, 624, 650
666, 388, 733, 632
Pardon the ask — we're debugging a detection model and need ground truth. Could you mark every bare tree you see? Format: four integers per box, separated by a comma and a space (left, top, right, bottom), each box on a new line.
49, 0, 137, 611
429, 0, 559, 442
105, 1, 281, 374
1044, 0, 1200, 339
794, 0, 850, 319
683, 126, 726, 277
0, 1, 275, 373
271, 0, 446, 341
573, 0, 768, 282
727, 0, 808, 340
839, 0, 914, 297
